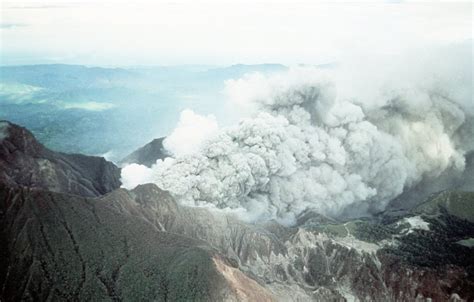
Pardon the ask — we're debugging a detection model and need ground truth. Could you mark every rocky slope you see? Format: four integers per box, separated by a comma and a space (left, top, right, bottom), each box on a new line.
0, 184, 274, 301
1, 123, 473, 301
108, 185, 474, 301
0, 121, 121, 197
1, 182, 472, 301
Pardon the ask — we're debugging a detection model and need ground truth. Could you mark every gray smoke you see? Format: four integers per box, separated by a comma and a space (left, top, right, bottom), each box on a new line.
122, 45, 472, 224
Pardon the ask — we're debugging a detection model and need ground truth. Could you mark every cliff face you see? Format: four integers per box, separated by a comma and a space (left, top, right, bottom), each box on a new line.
1, 183, 472, 301
0, 121, 121, 197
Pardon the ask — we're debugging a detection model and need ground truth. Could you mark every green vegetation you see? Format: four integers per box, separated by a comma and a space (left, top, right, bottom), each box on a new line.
414, 191, 474, 222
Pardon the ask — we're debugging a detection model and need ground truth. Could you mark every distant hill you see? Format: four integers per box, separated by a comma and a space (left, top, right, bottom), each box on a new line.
119, 137, 168, 167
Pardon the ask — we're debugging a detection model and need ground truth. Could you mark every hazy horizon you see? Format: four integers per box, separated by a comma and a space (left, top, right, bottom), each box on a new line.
2, 0, 472, 66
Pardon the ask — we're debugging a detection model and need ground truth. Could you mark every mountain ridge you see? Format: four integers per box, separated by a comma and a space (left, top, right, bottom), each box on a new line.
1, 182, 472, 301
0, 122, 473, 301
0, 120, 121, 197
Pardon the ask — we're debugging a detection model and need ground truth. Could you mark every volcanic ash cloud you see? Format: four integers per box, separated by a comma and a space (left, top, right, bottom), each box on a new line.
122, 62, 471, 224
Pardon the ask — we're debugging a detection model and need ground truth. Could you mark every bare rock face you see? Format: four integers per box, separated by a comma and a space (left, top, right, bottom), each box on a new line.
0, 121, 121, 197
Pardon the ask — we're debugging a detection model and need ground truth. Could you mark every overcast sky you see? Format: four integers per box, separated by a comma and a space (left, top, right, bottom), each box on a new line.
1, 0, 472, 66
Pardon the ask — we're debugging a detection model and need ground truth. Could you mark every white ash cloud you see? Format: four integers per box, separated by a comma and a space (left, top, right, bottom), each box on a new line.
120, 163, 154, 191
121, 48, 472, 224
163, 109, 219, 156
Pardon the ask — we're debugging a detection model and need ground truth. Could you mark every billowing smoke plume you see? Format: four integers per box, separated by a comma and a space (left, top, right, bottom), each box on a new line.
122, 45, 472, 224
